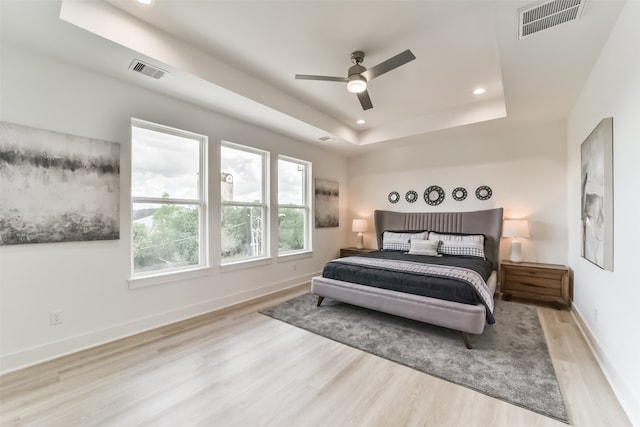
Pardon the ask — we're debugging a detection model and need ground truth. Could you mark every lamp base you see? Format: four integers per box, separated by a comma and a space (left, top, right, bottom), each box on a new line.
509, 239, 523, 263
356, 233, 364, 249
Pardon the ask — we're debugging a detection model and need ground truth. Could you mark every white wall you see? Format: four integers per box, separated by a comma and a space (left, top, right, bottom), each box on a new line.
0, 43, 349, 373
567, 2, 640, 424
348, 120, 568, 265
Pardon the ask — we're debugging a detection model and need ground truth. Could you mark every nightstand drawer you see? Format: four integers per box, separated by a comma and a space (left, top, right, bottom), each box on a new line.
504, 271, 563, 290
504, 280, 563, 297
506, 267, 564, 281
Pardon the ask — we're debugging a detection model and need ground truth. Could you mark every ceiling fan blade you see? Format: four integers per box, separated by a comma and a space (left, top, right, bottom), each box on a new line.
357, 90, 373, 110
361, 49, 416, 81
295, 74, 348, 82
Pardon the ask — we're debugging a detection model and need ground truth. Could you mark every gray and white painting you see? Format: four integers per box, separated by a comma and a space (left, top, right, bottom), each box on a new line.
315, 178, 339, 228
0, 122, 120, 245
580, 117, 613, 270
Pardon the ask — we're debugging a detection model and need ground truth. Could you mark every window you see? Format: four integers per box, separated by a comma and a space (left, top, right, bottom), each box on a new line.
278, 156, 311, 254
131, 119, 207, 277
220, 142, 269, 264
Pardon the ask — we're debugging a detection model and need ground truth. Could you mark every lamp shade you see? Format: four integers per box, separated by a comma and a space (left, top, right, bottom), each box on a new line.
352, 219, 368, 233
503, 219, 530, 238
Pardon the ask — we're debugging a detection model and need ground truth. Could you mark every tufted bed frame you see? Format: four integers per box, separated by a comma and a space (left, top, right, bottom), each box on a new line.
311, 207, 504, 348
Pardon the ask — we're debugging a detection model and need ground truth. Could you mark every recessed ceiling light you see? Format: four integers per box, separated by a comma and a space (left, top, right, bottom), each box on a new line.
137, 0, 154, 5
473, 88, 486, 95
356, 119, 366, 124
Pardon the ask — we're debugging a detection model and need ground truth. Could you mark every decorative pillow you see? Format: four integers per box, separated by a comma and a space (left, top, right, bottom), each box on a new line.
429, 232, 485, 244
382, 231, 429, 251
408, 239, 440, 256
430, 238, 486, 258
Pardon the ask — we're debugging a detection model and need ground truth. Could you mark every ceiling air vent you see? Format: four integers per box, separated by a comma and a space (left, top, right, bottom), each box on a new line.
318, 136, 334, 142
129, 59, 167, 79
518, 0, 586, 39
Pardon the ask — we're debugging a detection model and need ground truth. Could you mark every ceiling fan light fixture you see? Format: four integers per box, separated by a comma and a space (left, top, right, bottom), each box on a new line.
295, 49, 415, 110
347, 75, 367, 93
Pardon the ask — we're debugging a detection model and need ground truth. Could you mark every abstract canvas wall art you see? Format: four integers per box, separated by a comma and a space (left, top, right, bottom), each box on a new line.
314, 178, 339, 228
580, 117, 613, 270
0, 122, 120, 245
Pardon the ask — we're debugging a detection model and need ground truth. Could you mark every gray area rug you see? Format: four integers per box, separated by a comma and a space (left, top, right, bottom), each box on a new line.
260, 293, 568, 423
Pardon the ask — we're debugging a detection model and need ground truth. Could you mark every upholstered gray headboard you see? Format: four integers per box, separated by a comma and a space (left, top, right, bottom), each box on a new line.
374, 208, 504, 269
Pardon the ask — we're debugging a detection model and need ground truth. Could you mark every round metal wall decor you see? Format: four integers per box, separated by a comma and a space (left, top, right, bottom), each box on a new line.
475, 185, 493, 200
405, 190, 418, 203
388, 191, 400, 204
424, 185, 445, 206
452, 187, 468, 201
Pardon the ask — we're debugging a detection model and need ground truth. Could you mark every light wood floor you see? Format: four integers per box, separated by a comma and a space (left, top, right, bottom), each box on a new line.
0, 284, 630, 426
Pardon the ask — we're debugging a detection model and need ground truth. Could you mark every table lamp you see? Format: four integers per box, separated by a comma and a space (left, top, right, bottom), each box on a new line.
503, 219, 530, 263
352, 219, 368, 249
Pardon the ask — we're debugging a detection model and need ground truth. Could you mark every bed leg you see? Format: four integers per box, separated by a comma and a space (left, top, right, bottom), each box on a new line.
462, 332, 473, 349
316, 296, 325, 307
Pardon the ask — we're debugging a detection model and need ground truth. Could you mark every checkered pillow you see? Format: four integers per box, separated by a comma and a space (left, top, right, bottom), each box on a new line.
382, 231, 428, 251
429, 232, 485, 244
430, 238, 486, 258
427, 232, 486, 258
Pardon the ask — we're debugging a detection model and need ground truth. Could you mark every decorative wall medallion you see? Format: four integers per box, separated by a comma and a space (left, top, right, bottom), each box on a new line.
475, 185, 493, 200
405, 190, 418, 203
452, 187, 467, 201
388, 191, 400, 204
424, 185, 445, 206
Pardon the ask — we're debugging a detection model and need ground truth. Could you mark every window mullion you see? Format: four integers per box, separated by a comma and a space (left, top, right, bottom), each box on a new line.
221, 201, 265, 208
277, 203, 305, 209
133, 196, 201, 206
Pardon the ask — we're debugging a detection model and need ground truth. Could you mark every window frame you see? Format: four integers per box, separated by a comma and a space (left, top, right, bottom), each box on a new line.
129, 118, 209, 284
220, 140, 270, 266
277, 155, 312, 256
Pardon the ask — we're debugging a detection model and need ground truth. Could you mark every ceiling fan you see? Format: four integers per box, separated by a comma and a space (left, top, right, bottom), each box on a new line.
295, 49, 416, 111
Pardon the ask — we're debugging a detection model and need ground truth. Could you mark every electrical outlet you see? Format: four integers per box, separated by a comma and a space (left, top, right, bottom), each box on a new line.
293, 263, 297, 271
50, 310, 62, 325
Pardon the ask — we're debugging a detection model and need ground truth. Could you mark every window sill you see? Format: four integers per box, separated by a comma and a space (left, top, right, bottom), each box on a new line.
277, 250, 313, 262
128, 266, 211, 289
219, 257, 273, 272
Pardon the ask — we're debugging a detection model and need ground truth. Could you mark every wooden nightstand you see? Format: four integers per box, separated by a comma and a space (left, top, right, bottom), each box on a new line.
340, 247, 376, 257
500, 261, 571, 309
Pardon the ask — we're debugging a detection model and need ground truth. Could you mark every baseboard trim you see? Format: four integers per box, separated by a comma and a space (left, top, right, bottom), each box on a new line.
571, 305, 639, 426
0, 272, 318, 375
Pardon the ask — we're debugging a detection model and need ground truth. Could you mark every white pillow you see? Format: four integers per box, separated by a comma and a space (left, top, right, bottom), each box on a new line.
408, 239, 440, 256
382, 231, 428, 251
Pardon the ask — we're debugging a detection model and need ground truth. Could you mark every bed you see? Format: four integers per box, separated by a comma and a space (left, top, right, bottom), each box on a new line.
311, 207, 503, 348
